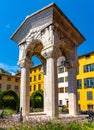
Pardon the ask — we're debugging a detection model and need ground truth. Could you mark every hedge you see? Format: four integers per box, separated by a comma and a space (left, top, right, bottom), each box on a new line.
30, 90, 43, 108
0, 90, 19, 111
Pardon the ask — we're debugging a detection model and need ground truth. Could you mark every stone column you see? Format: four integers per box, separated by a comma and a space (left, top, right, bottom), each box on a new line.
41, 63, 47, 114
18, 58, 32, 116
42, 47, 61, 118
66, 49, 79, 116
68, 67, 78, 115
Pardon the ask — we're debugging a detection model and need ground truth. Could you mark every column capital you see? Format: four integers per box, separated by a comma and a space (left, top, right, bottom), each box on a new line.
18, 58, 33, 68
70, 60, 79, 68
64, 60, 79, 69
41, 46, 62, 60
65, 47, 79, 69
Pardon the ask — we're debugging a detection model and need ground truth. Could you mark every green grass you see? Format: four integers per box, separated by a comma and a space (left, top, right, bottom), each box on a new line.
0, 108, 16, 117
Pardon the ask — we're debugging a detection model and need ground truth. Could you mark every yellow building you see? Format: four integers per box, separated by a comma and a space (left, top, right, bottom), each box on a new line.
29, 52, 94, 111
77, 52, 94, 111
29, 65, 44, 95
0, 68, 20, 96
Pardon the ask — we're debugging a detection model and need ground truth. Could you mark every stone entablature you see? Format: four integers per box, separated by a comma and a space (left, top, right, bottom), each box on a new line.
11, 3, 85, 46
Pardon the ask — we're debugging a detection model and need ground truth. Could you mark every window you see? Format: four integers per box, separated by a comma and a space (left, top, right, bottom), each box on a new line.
34, 76, 36, 81
34, 85, 36, 91
0, 84, 2, 91
0, 76, 2, 80
87, 105, 94, 110
77, 79, 82, 89
86, 54, 90, 59
62, 88, 64, 93
76, 67, 79, 75
84, 78, 94, 88
38, 84, 41, 90
65, 87, 68, 93
30, 86, 32, 91
30, 77, 32, 82
59, 88, 62, 93
34, 70, 36, 73
84, 63, 94, 72
59, 87, 64, 93
58, 77, 64, 83
87, 91, 92, 100
59, 100, 62, 106
15, 78, 19, 82
91, 64, 94, 71
65, 77, 68, 82
7, 77, 11, 81
38, 74, 41, 80
59, 67, 64, 73
7, 84, 11, 90
78, 92, 80, 100
15, 86, 18, 91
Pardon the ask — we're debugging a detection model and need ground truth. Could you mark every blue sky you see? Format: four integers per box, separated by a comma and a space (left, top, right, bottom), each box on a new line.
0, 0, 94, 74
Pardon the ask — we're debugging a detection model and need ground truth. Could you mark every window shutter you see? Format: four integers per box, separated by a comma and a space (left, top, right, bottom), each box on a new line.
84, 79, 87, 88
84, 65, 87, 72
80, 79, 82, 89
92, 78, 94, 88
91, 63, 94, 71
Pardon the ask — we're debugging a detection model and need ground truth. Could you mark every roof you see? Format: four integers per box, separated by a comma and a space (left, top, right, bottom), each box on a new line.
30, 64, 42, 70
11, 2, 85, 45
78, 51, 94, 58
0, 68, 20, 77
0, 68, 12, 76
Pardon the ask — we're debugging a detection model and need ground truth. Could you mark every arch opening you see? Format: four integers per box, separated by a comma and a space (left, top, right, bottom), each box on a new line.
26, 40, 46, 64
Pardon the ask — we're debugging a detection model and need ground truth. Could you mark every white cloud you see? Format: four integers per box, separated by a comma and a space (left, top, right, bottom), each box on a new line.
0, 63, 20, 74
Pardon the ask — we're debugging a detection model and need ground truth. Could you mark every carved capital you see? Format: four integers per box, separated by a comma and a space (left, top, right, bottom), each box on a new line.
64, 60, 79, 69
64, 46, 79, 69
41, 46, 62, 60
70, 60, 79, 68
18, 58, 33, 69
19, 44, 26, 61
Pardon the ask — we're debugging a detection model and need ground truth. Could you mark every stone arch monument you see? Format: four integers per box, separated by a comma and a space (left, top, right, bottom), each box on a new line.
11, 3, 85, 118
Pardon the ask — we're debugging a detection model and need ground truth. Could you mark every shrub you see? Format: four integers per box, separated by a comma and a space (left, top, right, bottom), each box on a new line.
0, 90, 19, 111
30, 90, 43, 108
3, 99, 16, 110
0, 92, 3, 109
